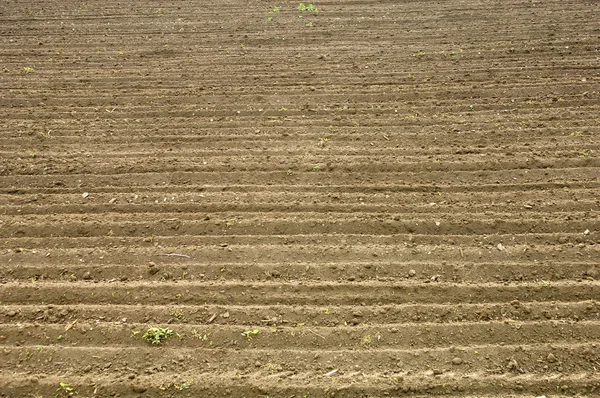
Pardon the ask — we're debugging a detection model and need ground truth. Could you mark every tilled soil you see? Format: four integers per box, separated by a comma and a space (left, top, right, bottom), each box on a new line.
1, 0, 599, 397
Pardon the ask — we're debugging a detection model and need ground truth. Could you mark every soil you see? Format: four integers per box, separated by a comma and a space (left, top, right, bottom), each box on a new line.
1, 0, 599, 397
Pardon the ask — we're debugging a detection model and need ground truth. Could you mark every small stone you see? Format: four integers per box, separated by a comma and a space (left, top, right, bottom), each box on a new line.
497, 243, 505, 251
220, 243, 228, 247
132, 386, 147, 393
408, 269, 416, 277
82, 192, 89, 198
451, 357, 463, 365
128, 374, 136, 380
584, 229, 590, 235
432, 368, 443, 375
148, 266, 159, 275
109, 198, 117, 204
270, 270, 281, 278
6, 311, 17, 317
547, 353, 557, 363
585, 267, 597, 278
523, 204, 533, 209
221, 311, 230, 318
82, 272, 92, 280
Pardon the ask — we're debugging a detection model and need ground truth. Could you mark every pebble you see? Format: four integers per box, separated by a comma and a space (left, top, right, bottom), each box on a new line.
6, 311, 17, 317
547, 353, 557, 363
451, 357, 463, 365
82, 192, 89, 198
408, 269, 416, 277
132, 386, 147, 393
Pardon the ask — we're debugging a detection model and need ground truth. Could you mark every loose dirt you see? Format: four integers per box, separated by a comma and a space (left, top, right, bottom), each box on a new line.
1, 0, 599, 396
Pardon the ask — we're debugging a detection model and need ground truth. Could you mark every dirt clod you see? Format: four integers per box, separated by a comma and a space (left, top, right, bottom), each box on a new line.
451, 357, 463, 365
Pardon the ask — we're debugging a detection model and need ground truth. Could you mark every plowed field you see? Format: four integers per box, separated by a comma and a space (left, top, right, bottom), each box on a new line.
1, 0, 599, 397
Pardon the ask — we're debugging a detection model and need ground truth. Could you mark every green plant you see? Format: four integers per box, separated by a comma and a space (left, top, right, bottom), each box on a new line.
361, 334, 373, 346
242, 329, 260, 340
298, 3, 318, 12
192, 329, 210, 341
175, 381, 193, 391
272, 6, 280, 12
56, 382, 76, 397
142, 327, 174, 345
23, 66, 35, 73
159, 381, 193, 391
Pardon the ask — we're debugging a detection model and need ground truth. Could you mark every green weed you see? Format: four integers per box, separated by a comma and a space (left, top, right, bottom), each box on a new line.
142, 327, 174, 345
298, 3, 318, 12
159, 381, 193, 391
55, 382, 76, 397
242, 329, 260, 340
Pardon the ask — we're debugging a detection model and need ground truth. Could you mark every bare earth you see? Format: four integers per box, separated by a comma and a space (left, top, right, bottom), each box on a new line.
1, 0, 599, 397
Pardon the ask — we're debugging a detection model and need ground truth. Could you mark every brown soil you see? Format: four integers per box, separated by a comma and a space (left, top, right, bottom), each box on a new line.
1, 0, 599, 397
